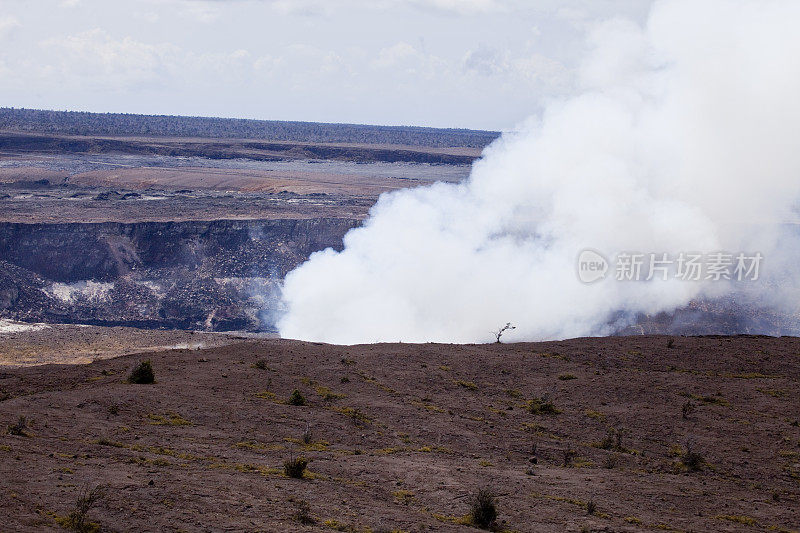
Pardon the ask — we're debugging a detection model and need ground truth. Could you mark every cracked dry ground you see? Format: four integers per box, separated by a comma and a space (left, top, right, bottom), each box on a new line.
1, 335, 799, 532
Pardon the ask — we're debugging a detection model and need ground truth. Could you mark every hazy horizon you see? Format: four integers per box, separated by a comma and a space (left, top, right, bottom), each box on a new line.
0, 0, 650, 131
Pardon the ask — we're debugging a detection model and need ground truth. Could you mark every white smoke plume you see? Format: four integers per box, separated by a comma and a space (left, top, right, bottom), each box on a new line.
278, 0, 800, 344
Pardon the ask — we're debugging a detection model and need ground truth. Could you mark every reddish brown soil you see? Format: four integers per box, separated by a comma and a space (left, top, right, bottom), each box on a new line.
1, 335, 799, 532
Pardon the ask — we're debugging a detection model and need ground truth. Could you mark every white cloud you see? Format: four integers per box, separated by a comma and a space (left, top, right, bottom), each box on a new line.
405, 0, 508, 14
183, 0, 332, 17
461, 45, 571, 92
184, 0, 510, 16
373, 42, 419, 68
253, 53, 284, 73
136, 11, 161, 23
462, 45, 506, 76
0, 16, 21, 38
39, 29, 180, 88
181, 0, 222, 22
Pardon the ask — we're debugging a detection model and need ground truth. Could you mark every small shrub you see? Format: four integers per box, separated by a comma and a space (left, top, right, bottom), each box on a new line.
293, 500, 314, 524
682, 441, 704, 472
562, 448, 577, 467
558, 374, 577, 381
302, 423, 313, 444
146, 413, 192, 426
586, 500, 597, 515
468, 487, 498, 529
127, 360, 154, 384
334, 406, 371, 426
57, 484, 104, 532
252, 360, 269, 370
599, 428, 624, 451
682, 400, 696, 420
107, 403, 120, 416
287, 389, 307, 406
527, 395, 560, 415
602, 454, 620, 469
283, 456, 308, 478
315, 385, 346, 401
340, 376, 350, 383
667, 338, 675, 349
7, 416, 28, 436
455, 380, 478, 391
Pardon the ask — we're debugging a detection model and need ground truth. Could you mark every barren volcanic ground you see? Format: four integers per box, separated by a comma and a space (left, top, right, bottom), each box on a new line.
0, 321, 251, 367
1, 334, 799, 532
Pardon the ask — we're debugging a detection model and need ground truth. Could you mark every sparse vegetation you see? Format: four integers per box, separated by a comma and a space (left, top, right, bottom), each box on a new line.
287, 389, 308, 406
127, 360, 154, 384
562, 448, 577, 467
95, 438, 125, 448
715, 515, 757, 526
526, 395, 560, 415
602, 454, 620, 469
393, 490, 414, 504
302, 422, 313, 444
7, 416, 28, 436
681, 400, 696, 420
493, 322, 515, 343
558, 373, 577, 381
107, 403, 120, 416
293, 500, 315, 525
146, 413, 192, 426
252, 360, 269, 370
598, 428, 624, 451
315, 385, 346, 401
584, 409, 606, 421
455, 380, 478, 391
333, 406, 371, 426
283, 456, 308, 479
681, 440, 704, 472
55, 484, 104, 532
2, 333, 796, 531
468, 487, 498, 529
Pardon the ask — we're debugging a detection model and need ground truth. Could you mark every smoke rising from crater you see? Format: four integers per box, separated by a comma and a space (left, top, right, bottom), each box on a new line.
278, 0, 800, 344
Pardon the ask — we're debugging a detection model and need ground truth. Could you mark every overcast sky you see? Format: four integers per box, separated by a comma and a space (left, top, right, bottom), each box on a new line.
0, 0, 651, 130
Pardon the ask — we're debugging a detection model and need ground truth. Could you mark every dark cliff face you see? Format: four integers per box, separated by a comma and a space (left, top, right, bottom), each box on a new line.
0, 218, 357, 331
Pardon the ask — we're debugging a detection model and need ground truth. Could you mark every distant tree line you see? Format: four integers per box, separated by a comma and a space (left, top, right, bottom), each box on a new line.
0, 108, 500, 149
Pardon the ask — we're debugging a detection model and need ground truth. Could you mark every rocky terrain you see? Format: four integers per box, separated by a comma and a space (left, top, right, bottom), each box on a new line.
0, 334, 798, 532
0, 125, 475, 332
0, 216, 356, 331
